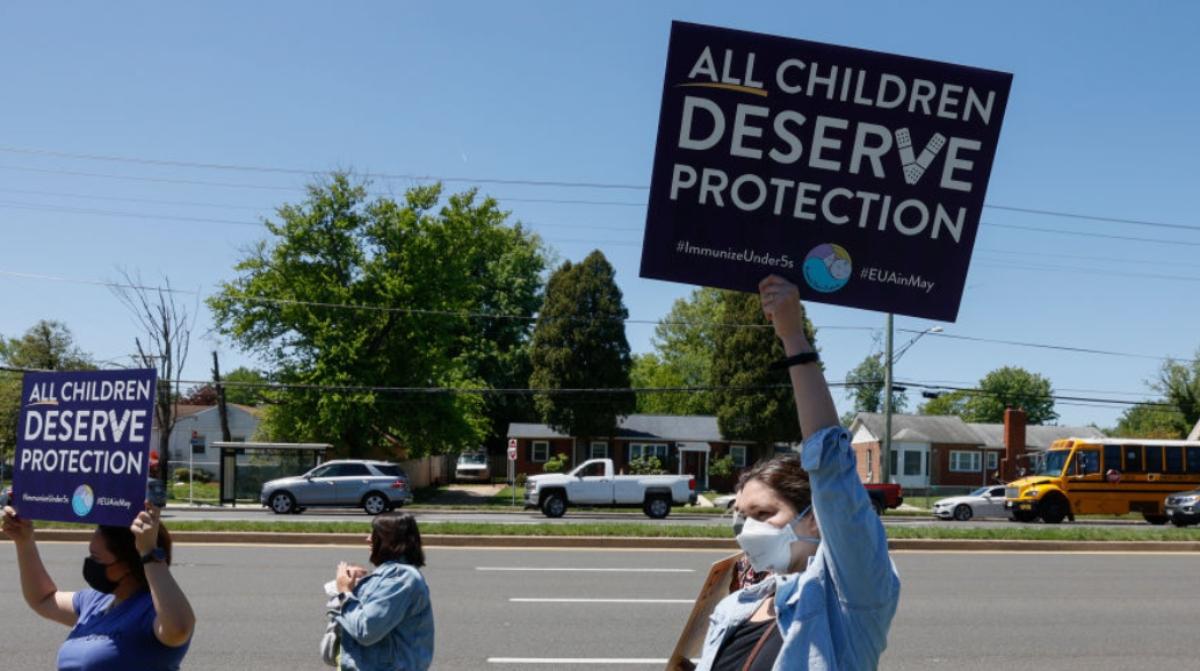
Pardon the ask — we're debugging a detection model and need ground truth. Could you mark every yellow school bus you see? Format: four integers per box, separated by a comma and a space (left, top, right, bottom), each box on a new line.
1004, 438, 1200, 524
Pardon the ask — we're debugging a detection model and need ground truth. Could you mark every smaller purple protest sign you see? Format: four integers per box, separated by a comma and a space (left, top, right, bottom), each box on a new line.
12, 369, 157, 525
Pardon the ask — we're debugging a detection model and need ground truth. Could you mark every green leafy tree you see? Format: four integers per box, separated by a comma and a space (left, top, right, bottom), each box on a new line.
1155, 351, 1200, 430
843, 353, 908, 424
633, 288, 723, 415
529, 251, 635, 444
1109, 402, 1187, 439
0, 321, 95, 470
920, 367, 1057, 425
222, 367, 269, 406
919, 390, 970, 417
209, 174, 545, 457
711, 291, 816, 446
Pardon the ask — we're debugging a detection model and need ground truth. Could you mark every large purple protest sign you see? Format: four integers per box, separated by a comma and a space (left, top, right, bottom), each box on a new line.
640, 22, 1012, 321
13, 369, 157, 525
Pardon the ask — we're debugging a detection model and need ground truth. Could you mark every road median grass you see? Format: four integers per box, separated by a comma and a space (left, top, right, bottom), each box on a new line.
24, 519, 1200, 542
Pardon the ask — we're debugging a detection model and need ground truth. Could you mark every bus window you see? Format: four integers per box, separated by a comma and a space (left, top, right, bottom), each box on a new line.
1074, 450, 1100, 476
1166, 446, 1184, 474
1123, 445, 1144, 473
1187, 447, 1200, 474
1145, 446, 1163, 473
1104, 444, 1122, 472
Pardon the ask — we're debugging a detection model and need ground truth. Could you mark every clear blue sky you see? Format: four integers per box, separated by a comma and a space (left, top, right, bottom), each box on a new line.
1, 2, 1196, 430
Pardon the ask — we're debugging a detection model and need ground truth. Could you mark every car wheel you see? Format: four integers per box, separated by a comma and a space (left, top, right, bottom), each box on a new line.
1142, 513, 1169, 526
1171, 518, 1190, 528
953, 504, 973, 521
1039, 495, 1070, 524
541, 492, 566, 518
362, 493, 389, 515
644, 496, 671, 519
269, 491, 296, 515
871, 498, 884, 516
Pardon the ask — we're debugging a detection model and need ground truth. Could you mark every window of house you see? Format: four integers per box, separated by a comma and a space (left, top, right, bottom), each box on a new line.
986, 451, 998, 471
629, 443, 668, 462
1187, 447, 1200, 474
1166, 446, 1184, 474
949, 451, 981, 473
531, 441, 549, 463
1123, 445, 1144, 473
889, 450, 898, 476
730, 445, 747, 468
1145, 446, 1163, 473
903, 451, 922, 476
1104, 444, 1122, 472
590, 441, 608, 460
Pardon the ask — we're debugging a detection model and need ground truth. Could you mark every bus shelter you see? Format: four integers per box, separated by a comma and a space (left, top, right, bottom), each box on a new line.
213, 441, 332, 506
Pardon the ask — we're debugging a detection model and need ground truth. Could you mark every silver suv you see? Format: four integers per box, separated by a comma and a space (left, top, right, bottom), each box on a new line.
1165, 489, 1200, 527
260, 460, 413, 515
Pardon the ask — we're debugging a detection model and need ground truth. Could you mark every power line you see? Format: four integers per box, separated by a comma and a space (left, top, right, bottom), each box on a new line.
3, 145, 1199, 233
973, 260, 1200, 284
1, 267, 1189, 361
985, 222, 1200, 248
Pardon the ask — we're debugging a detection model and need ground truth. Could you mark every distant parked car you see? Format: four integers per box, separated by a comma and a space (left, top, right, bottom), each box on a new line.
455, 452, 491, 482
933, 486, 1008, 521
260, 460, 413, 515
1165, 489, 1200, 527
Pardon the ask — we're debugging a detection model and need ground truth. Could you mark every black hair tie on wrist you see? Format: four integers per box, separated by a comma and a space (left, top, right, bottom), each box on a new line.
768, 351, 820, 370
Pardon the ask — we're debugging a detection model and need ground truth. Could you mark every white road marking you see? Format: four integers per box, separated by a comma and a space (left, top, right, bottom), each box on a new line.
509, 597, 693, 604
476, 567, 694, 572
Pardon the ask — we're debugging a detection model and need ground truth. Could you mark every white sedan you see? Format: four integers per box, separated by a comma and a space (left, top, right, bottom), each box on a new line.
932, 485, 1008, 521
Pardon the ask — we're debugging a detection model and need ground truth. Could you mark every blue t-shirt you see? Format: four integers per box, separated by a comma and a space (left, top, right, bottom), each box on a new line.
57, 589, 190, 671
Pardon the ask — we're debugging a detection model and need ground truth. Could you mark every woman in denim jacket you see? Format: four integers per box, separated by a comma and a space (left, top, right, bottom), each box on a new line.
332, 512, 434, 671
692, 276, 901, 671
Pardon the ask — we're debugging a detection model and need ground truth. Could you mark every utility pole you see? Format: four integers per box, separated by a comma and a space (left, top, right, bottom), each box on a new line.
212, 351, 232, 442
881, 313, 894, 484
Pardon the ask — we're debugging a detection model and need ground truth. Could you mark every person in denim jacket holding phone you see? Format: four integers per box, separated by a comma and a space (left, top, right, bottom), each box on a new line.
331, 512, 434, 671
690, 276, 901, 671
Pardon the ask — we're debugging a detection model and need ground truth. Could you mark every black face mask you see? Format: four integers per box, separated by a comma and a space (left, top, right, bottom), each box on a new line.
82, 557, 122, 594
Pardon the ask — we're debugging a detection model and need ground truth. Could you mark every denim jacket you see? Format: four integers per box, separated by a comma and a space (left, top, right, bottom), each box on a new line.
334, 561, 434, 671
697, 426, 900, 671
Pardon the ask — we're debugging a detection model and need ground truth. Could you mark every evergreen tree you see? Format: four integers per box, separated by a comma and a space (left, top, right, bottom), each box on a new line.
529, 251, 635, 442
711, 291, 816, 447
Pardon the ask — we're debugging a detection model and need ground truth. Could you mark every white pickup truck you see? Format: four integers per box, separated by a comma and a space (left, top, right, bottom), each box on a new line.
524, 458, 697, 518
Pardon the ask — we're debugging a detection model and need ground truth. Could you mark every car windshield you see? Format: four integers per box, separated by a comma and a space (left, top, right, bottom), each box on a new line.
1036, 450, 1070, 476
458, 454, 487, 465
968, 486, 990, 497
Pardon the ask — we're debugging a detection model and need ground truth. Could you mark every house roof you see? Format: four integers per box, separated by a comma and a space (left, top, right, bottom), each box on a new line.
852, 412, 1106, 451
508, 414, 724, 442
969, 422, 1106, 450
1190, 418, 1200, 442
852, 413, 982, 445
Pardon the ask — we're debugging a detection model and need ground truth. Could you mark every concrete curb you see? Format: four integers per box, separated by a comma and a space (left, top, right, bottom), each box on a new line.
17, 530, 1200, 552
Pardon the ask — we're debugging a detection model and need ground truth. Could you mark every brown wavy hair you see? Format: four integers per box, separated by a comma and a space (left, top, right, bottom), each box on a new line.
97, 523, 172, 589
369, 512, 425, 567
735, 453, 812, 515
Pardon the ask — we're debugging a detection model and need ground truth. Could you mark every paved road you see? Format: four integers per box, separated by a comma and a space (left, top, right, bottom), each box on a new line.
162, 505, 1173, 532
2, 542, 1198, 669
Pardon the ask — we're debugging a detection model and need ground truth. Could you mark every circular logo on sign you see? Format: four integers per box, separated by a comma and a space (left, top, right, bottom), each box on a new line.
71, 484, 95, 517
802, 244, 852, 293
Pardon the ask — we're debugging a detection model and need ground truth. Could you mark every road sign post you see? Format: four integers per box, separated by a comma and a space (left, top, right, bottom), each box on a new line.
507, 439, 518, 506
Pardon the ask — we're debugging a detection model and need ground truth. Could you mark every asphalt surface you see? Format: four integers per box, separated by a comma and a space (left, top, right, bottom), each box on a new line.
2, 543, 1199, 669
162, 505, 1175, 531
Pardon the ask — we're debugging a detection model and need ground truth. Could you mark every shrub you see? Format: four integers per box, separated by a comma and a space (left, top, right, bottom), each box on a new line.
543, 452, 570, 473
515, 473, 528, 488
173, 467, 214, 484
627, 456, 668, 475
708, 455, 734, 478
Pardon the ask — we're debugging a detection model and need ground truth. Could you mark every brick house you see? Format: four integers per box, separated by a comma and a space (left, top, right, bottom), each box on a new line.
506, 414, 786, 490
848, 411, 1106, 491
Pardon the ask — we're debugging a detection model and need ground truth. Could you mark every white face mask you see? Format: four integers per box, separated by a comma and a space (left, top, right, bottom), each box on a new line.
733, 505, 820, 574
